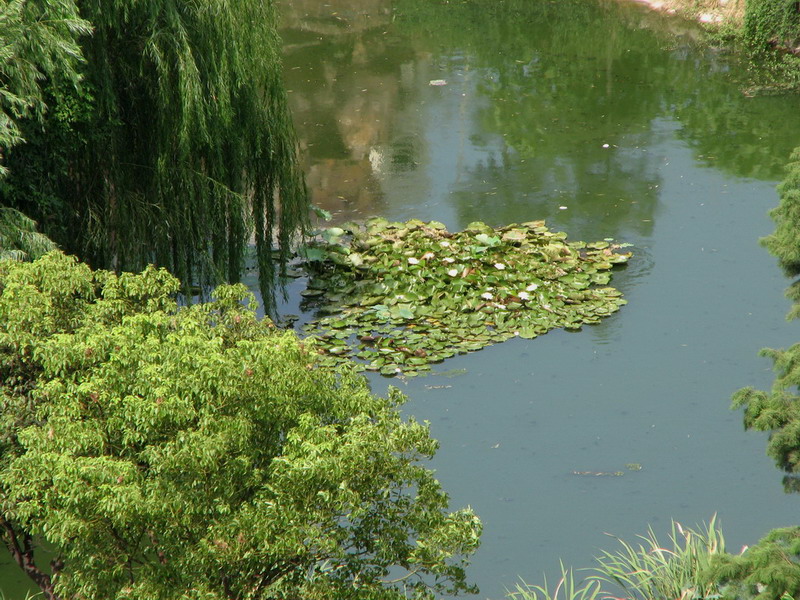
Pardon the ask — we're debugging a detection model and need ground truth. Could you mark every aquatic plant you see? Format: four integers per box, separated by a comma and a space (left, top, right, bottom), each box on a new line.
509, 518, 728, 600
591, 515, 726, 600
509, 563, 602, 600
298, 218, 631, 377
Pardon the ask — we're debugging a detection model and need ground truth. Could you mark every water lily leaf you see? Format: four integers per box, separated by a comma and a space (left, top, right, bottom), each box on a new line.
300, 288, 326, 297
517, 327, 540, 339
321, 227, 346, 242
298, 246, 328, 261
465, 221, 492, 233
389, 305, 415, 320
347, 252, 365, 267
297, 217, 631, 377
475, 233, 501, 247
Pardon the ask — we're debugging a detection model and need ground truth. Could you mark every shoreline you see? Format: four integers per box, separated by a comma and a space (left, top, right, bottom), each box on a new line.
622, 0, 745, 27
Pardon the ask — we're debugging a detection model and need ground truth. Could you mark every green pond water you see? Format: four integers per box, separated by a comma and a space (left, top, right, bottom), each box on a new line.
3, 0, 800, 597
274, 0, 800, 598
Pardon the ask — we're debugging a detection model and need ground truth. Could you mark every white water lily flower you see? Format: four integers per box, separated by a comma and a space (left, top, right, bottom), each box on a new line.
421, 251, 436, 260
407, 257, 420, 265
447, 269, 459, 277
518, 291, 530, 301
440, 241, 451, 248
442, 257, 456, 264
494, 263, 506, 270
526, 283, 539, 291
481, 292, 493, 300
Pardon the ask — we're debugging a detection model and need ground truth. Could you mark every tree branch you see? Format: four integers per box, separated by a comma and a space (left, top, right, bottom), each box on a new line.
0, 516, 61, 600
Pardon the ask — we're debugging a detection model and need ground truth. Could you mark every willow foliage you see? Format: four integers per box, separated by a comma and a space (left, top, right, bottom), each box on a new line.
0, 0, 89, 166
0, 205, 57, 260
2, 0, 308, 306
0, 0, 88, 262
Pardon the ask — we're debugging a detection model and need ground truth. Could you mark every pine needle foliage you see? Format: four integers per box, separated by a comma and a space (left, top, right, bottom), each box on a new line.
705, 527, 800, 600
0, 252, 481, 600
761, 147, 800, 284
730, 145, 800, 599
735, 146, 800, 483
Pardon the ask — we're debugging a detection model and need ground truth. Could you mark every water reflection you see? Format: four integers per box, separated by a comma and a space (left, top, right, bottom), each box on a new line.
275, 2, 800, 599
281, 1, 400, 222
280, 0, 800, 236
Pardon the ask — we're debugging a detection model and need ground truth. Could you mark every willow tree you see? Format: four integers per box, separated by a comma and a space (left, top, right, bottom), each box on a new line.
2, 0, 307, 304
0, 0, 88, 260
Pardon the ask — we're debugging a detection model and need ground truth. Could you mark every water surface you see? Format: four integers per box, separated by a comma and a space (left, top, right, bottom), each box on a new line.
277, 1, 800, 599
2, 1, 800, 597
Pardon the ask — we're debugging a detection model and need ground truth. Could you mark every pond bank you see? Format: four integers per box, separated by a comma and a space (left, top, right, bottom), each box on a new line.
624, 0, 744, 27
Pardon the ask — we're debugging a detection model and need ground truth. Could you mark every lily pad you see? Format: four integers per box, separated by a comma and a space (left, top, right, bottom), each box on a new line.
297, 218, 632, 376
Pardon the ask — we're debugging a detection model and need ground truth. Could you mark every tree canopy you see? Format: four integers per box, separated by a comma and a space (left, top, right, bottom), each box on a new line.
721, 146, 800, 599
0, 0, 88, 261
0, 0, 89, 165
0, 252, 480, 600
0, 0, 308, 306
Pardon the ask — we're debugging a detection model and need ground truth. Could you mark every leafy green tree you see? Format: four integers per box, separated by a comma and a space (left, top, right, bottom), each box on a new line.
0, 252, 481, 600
743, 0, 800, 52
1, 0, 308, 306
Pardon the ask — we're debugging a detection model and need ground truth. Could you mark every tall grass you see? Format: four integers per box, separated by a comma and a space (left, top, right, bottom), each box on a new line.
591, 514, 725, 600
510, 516, 726, 600
509, 562, 602, 600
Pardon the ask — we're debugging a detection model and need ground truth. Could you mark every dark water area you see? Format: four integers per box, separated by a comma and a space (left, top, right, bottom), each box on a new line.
274, 1, 800, 599
2, 0, 800, 597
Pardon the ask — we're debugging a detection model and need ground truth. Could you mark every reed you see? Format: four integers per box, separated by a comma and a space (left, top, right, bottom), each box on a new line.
590, 514, 725, 600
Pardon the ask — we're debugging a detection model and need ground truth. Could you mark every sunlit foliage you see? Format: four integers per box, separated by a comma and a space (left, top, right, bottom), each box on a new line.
0, 252, 480, 600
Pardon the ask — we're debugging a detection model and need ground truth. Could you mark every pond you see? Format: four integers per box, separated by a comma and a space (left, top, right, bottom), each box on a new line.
2, 0, 800, 598
274, 0, 800, 599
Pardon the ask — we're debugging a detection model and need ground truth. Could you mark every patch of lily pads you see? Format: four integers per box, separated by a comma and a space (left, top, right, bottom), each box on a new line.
297, 218, 632, 377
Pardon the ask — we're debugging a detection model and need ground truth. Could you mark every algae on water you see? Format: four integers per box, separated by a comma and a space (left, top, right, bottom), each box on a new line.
298, 218, 632, 377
